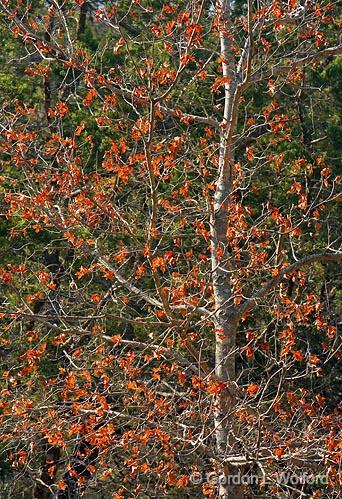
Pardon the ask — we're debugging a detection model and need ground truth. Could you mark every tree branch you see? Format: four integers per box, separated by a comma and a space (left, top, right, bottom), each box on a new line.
236, 252, 342, 318
95, 252, 210, 316
250, 45, 342, 84
158, 104, 220, 129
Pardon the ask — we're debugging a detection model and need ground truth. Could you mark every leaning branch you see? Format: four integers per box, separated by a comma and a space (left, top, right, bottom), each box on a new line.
250, 45, 342, 84
236, 252, 342, 318
96, 253, 164, 309
95, 252, 210, 317
158, 104, 220, 129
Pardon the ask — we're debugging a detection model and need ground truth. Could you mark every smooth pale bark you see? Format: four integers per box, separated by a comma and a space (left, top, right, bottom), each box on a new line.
211, 1, 244, 497
210, 3, 342, 496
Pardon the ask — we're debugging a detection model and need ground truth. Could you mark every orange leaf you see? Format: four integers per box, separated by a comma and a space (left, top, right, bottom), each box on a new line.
274, 447, 285, 458
246, 383, 259, 396
90, 293, 101, 304
83, 88, 96, 106
246, 147, 254, 161
292, 350, 304, 362
58, 480, 67, 491
202, 483, 216, 496
210, 75, 231, 93
75, 123, 85, 136
111, 335, 122, 346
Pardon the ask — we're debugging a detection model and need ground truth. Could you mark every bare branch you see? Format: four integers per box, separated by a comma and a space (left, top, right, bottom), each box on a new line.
158, 104, 220, 129
236, 252, 342, 318
250, 45, 342, 84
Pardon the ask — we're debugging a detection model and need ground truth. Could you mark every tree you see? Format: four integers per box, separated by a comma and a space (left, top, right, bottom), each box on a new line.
0, 1, 341, 498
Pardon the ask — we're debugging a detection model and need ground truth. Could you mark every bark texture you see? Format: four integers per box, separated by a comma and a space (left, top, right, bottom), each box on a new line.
212, 1, 243, 497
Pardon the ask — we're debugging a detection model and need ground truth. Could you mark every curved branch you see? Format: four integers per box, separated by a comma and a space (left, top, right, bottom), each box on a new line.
250, 45, 342, 84
236, 252, 342, 318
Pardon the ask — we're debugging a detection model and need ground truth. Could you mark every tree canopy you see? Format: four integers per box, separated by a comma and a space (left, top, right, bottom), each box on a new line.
0, 1, 341, 498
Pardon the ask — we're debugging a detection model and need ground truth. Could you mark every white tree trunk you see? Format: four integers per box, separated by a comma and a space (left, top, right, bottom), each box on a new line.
211, 1, 243, 497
